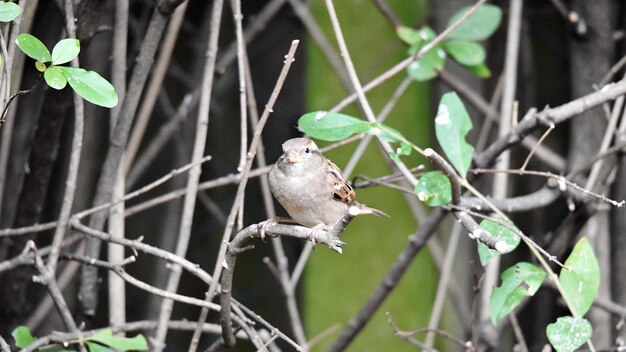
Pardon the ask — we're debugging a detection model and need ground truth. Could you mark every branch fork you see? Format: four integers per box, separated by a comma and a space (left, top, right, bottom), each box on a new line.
219, 211, 357, 347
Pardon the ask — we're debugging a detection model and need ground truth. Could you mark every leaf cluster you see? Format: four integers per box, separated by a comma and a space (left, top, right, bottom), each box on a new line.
397, 4, 501, 81
15, 34, 118, 108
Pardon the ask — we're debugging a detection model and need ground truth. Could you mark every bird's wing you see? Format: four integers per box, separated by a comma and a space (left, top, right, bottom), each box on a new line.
325, 159, 356, 204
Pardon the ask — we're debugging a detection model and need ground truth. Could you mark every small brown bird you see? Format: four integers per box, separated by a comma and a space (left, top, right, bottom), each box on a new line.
268, 137, 385, 232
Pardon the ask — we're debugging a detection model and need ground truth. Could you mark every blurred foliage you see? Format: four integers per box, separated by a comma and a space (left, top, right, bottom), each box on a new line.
303, 0, 441, 350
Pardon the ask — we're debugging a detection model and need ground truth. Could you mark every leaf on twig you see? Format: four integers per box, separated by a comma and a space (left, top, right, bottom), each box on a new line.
12, 326, 36, 348
16, 33, 52, 62
89, 328, 148, 351
490, 262, 545, 325
0, 1, 21, 22
434, 92, 474, 178
546, 316, 592, 352
298, 111, 372, 141
59, 66, 118, 108
52, 38, 80, 65
477, 219, 520, 265
559, 237, 600, 316
414, 171, 451, 206
447, 4, 502, 41
443, 40, 486, 66
44, 66, 67, 90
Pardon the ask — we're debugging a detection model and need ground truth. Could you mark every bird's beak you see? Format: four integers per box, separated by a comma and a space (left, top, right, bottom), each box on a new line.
286, 151, 301, 163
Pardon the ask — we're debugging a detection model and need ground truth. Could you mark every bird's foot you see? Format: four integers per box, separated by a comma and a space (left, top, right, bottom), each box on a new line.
308, 223, 326, 245
258, 217, 295, 240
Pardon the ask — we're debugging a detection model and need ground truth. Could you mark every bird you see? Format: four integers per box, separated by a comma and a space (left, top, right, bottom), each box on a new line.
268, 137, 385, 235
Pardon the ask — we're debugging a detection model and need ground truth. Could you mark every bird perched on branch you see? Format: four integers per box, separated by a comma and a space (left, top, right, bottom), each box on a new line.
268, 137, 386, 234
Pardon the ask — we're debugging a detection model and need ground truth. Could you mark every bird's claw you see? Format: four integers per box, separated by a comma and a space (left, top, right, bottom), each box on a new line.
259, 218, 278, 240
308, 223, 326, 245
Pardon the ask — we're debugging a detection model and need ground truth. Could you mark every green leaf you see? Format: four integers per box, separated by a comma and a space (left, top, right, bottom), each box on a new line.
44, 66, 68, 90
490, 262, 545, 325
414, 171, 452, 206
396, 26, 422, 45
12, 326, 36, 348
89, 329, 148, 351
86, 341, 113, 352
406, 27, 445, 82
298, 111, 372, 141
463, 63, 491, 78
409, 26, 436, 50
388, 143, 412, 163
407, 46, 445, 81
377, 123, 409, 145
52, 38, 80, 65
0, 1, 21, 22
16, 33, 51, 62
477, 219, 521, 265
546, 316, 592, 352
443, 40, 485, 66
59, 66, 118, 108
559, 237, 600, 316
434, 92, 474, 178
448, 4, 502, 41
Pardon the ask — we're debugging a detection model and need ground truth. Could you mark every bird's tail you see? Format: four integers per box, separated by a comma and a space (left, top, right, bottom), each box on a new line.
357, 203, 389, 217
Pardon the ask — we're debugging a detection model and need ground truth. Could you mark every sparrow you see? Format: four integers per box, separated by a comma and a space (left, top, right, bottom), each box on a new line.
268, 137, 385, 234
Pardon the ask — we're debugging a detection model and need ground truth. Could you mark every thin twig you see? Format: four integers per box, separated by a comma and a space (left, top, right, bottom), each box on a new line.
30, 242, 85, 352
438, 70, 565, 171
80, 0, 183, 317
343, 76, 413, 177
328, 209, 446, 351
472, 168, 625, 208
509, 313, 529, 352
126, 92, 198, 188
124, 2, 188, 170
108, 0, 130, 334
0, 234, 83, 274
584, 75, 625, 191
424, 222, 462, 348
152, 0, 223, 347
447, 205, 568, 270
385, 312, 438, 351
64, 253, 220, 310
0, 0, 31, 220
216, 0, 288, 73
324, 0, 419, 188
520, 122, 555, 171
240, 26, 309, 349
233, 0, 247, 233
198, 40, 301, 348
69, 218, 298, 350
482, 0, 523, 330
547, 0, 586, 36
220, 214, 355, 348
0, 156, 212, 238
287, 0, 352, 91
424, 149, 501, 249
371, 0, 402, 29
474, 78, 626, 169
45, 0, 85, 279
329, 0, 488, 114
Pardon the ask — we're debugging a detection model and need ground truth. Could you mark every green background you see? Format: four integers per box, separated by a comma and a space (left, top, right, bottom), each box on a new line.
303, 1, 444, 350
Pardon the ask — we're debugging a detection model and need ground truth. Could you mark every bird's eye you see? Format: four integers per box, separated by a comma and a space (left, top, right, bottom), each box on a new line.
304, 148, 310, 153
